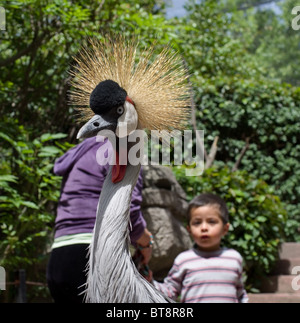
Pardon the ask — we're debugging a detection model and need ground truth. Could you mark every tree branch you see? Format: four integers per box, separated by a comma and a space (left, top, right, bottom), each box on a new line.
0, 30, 48, 67
232, 137, 250, 172
182, 58, 208, 161
205, 136, 219, 169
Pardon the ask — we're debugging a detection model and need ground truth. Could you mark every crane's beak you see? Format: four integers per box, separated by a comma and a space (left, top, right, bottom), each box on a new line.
76, 114, 127, 184
77, 114, 115, 139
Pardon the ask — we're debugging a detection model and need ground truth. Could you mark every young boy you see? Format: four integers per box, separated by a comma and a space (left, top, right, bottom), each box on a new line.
153, 193, 248, 303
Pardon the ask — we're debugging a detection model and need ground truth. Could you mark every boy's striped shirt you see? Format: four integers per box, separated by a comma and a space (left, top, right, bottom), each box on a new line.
153, 247, 248, 303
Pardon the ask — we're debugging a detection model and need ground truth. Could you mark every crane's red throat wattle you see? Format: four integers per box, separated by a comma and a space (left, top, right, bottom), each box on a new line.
112, 149, 127, 183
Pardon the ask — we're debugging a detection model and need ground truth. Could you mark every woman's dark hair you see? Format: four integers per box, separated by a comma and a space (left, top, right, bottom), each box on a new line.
187, 193, 229, 224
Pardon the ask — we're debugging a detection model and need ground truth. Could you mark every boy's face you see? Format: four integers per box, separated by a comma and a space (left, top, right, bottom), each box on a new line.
187, 205, 229, 252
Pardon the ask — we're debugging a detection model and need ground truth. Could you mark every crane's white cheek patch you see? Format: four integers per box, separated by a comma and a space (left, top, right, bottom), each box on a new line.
116, 101, 138, 138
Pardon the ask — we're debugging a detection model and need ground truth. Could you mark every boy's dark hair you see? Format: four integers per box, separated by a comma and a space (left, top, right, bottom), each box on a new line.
187, 193, 229, 224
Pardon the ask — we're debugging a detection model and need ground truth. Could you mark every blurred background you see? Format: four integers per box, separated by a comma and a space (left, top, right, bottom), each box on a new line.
0, 0, 299, 302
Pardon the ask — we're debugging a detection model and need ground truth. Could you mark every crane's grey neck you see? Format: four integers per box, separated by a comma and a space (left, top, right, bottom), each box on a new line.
85, 158, 139, 300
84, 140, 172, 303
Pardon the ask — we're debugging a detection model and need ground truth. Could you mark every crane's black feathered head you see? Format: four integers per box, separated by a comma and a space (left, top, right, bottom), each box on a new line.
89, 80, 127, 114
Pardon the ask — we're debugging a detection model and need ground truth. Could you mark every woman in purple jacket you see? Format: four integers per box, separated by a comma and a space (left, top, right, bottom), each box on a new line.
47, 137, 152, 303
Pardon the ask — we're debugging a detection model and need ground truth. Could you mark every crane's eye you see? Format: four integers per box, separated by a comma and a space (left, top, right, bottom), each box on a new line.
117, 106, 124, 115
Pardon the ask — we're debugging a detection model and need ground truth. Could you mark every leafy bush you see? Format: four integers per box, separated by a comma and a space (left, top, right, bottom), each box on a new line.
173, 165, 287, 292
195, 77, 300, 241
0, 118, 71, 301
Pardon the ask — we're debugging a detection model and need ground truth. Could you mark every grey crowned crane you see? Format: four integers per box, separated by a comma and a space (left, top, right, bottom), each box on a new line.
69, 37, 190, 303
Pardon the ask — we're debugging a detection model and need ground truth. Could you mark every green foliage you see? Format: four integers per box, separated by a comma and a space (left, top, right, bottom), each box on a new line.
0, 0, 169, 138
230, 0, 300, 86
0, 117, 71, 273
173, 165, 287, 291
181, 0, 261, 80
179, 0, 300, 242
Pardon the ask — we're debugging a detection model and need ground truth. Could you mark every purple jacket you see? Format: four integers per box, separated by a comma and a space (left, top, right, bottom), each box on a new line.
53, 137, 146, 243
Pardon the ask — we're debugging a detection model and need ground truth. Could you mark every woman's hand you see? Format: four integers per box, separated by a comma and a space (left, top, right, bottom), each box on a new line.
136, 228, 153, 264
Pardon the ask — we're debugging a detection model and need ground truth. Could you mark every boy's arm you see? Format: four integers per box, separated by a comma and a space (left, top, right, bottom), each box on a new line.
152, 260, 183, 300
237, 285, 249, 303
237, 262, 249, 303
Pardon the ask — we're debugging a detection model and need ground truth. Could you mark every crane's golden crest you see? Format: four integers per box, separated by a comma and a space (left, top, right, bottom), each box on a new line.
69, 36, 191, 133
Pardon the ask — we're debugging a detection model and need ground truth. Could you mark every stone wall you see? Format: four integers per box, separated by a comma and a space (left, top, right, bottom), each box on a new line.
141, 165, 192, 280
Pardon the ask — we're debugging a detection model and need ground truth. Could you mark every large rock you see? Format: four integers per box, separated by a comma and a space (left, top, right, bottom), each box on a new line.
141, 165, 192, 279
